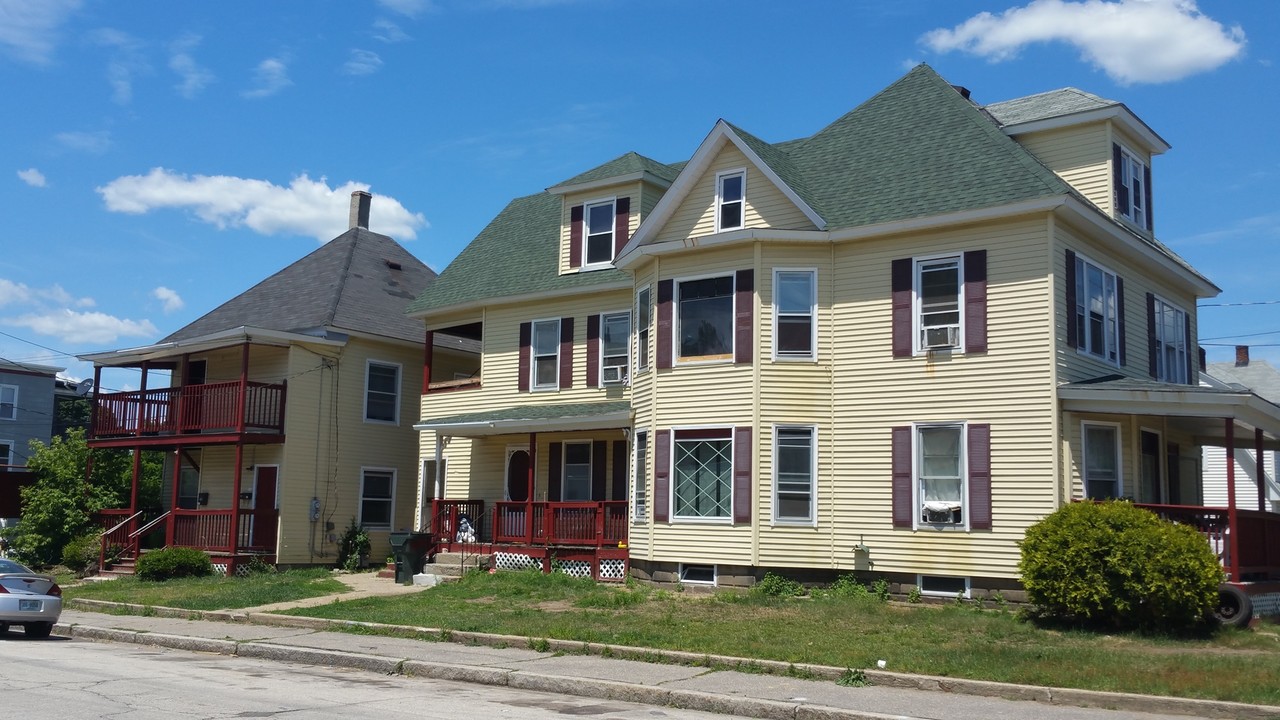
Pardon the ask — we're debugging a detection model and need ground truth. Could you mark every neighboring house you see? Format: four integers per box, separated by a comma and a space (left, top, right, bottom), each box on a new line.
408, 65, 1280, 604
81, 192, 475, 574
0, 360, 63, 523
1202, 346, 1280, 513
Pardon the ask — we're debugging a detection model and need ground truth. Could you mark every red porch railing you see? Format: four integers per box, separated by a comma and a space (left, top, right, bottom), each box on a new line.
1134, 503, 1280, 581
431, 499, 486, 543
493, 501, 628, 547
92, 381, 286, 438
171, 509, 276, 553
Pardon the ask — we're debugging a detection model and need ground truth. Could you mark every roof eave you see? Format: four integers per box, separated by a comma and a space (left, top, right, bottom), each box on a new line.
1000, 105, 1171, 154
407, 279, 634, 321
79, 326, 346, 366
414, 408, 633, 437
547, 171, 673, 196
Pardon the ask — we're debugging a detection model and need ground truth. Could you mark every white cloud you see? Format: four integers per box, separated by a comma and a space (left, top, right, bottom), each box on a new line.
342, 49, 383, 76
3, 309, 157, 344
0, 280, 91, 308
151, 286, 184, 313
376, 0, 434, 17
372, 19, 411, 43
243, 57, 292, 98
169, 33, 214, 98
55, 129, 111, 154
0, 0, 82, 65
17, 168, 46, 187
921, 0, 1246, 85
97, 169, 429, 241
89, 27, 149, 104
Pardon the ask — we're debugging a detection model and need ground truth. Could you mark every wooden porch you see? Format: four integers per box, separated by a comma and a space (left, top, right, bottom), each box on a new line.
96, 506, 280, 574
1134, 503, 1280, 582
89, 381, 286, 448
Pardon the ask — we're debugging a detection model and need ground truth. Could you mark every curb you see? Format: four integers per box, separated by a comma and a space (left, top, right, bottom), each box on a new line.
62, 599, 1280, 720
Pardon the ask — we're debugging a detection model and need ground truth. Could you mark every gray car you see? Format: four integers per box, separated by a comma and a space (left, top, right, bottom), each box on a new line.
0, 558, 62, 638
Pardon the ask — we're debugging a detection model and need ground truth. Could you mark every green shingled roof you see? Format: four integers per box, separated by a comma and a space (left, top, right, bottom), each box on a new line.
554, 151, 680, 189
420, 401, 632, 428
983, 87, 1118, 126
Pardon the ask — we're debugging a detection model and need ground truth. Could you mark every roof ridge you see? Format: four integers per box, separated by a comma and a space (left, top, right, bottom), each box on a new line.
325, 230, 360, 327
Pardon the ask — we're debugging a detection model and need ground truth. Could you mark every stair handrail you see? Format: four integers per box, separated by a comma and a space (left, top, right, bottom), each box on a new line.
99, 510, 143, 571
100, 510, 143, 538
129, 510, 170, 539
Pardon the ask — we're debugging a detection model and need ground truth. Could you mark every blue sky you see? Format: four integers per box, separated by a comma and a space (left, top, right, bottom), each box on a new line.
1, 0, 1275, 392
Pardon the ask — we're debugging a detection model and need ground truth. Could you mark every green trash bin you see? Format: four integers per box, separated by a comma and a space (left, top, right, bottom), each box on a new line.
388, 532, 433, 584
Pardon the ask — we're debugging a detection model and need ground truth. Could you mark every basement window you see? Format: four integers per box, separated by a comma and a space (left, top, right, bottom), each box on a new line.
917, 574, 970, 598
679, 564, 716, 585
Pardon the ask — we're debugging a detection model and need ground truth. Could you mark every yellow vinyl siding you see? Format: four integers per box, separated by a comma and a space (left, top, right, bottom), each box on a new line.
1014, 123, 1111, 212
190, 344, 289, 385
558, 182, 642, 275
654, 144, 818, 244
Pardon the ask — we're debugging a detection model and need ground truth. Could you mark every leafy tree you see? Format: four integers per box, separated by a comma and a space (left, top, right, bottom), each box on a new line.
2, 429, 163, 567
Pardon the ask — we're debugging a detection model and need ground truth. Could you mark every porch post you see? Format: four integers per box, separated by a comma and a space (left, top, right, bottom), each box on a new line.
236, 342, 250, 434
174, 352, 190, 434
422, 330, 434, 395
1226, 419, 1240, 581
527, 432, 536, 545
230, 443, 245, 561
166, 449, 181, 545
89, 365, 102, 438
128, 446, 141, 537
135, 361, 149, 438
1257, 428, 1267, 512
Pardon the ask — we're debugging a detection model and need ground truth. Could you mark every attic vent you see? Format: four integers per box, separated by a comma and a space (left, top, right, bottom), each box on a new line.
385, 260, 403, 271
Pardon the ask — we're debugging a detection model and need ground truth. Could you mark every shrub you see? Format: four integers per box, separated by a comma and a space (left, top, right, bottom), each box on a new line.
136, 547, 214, 581
827, 574, 871, 599
1019, 501, 1223, 631
61, 533, 101, 576
753, 572, 805, 598
336, 518, 371, 572
242, 555, 277, 575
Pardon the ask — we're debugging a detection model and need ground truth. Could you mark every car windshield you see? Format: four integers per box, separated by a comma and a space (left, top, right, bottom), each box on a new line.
0, 559, 31, 574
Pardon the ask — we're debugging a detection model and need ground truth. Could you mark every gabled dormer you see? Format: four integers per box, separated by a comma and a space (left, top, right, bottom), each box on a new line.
547, 152, 679, 275
984, 88, 1170, 236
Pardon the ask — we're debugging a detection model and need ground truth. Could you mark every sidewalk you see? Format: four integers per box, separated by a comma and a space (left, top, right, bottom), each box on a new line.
56, 575, 1277, 720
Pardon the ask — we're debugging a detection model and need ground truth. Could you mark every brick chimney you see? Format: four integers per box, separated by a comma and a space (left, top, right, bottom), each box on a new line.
349, 190, 371, 230
1236, 345, 1250, 367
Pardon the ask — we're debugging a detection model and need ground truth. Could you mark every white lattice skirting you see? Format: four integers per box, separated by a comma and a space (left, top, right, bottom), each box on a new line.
493, 552, 540, 571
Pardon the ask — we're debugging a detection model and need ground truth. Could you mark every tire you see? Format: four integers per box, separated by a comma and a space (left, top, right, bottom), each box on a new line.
0, 622, 9, 634
1215, 585, 1254, 627
24, 622, 53, 639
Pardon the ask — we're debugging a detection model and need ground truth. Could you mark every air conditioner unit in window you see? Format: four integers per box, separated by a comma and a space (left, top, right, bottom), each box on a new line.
923, 326, 959, 350
602, 366, 625, 384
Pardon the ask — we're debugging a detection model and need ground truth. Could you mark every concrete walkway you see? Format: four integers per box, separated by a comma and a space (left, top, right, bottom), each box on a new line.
56, 573, 1278, 720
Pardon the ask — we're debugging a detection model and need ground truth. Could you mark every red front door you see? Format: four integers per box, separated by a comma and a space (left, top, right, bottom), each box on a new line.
252, 467, 278, 549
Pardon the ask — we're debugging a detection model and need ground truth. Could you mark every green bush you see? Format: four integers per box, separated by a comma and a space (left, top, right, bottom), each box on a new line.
827, 574, 871, 599
1019, 501, 1223, 631
752, 572, 805, 598
61, 533, 101, 576
135, 547, 214, 581
336, 518, 371, 571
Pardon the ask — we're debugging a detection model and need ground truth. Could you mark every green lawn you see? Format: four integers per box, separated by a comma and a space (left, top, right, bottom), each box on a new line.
64, 568, 347, 611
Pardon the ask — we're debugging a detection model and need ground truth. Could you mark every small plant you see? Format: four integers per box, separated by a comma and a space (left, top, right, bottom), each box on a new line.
992, 590, 1008, 612
836, 668, 869, 687
60, 533, 101, 577
336, 518, 371, 572
828, 574, 871, 599
528, 637, 551, 653
135, 546, 214, 581
907, 585, 923, 603
872, 578, 891, 602
242, 554, 277, 575
753, 572, 805, 598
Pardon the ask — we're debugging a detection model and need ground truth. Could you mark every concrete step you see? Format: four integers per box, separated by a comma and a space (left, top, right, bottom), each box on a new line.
428, 551, 490, 577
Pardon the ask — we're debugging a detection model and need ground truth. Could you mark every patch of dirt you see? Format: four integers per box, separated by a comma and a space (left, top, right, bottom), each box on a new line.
535, 600, 575, 612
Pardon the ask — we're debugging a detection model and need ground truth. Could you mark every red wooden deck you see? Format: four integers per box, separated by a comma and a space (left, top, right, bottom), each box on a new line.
90, 381, 286, 447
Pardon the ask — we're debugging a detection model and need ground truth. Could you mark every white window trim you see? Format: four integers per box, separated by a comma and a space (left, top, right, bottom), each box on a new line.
674, 271, 736, 366
0, 384, 17, 421
582, 195, 618, 269
358, 466, 397, 530
632, 429, 648, 525
912, 253, 965, 356
0, 439, 14, 467
1117, 145, 1148, 230
599, 309, 631, 386
679, 563, 717, 586
912, 421, 969, 531
635, 285, 652, 374
502, 446, 530, 502
530, 317, 561, 392
772, 268, 818, 362
714, 168, 746, 233
1074, 253, 1121, 367
669, 424, 735, 524
1152, 294, 1189, 384
771, 424, 816, 526
917, 574, 971, 599
1081, 420, 1123, 500
363, 360, 402, 425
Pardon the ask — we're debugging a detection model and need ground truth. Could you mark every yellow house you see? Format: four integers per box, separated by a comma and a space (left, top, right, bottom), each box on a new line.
82, 192, 475, 574
410, 66, 1280, 619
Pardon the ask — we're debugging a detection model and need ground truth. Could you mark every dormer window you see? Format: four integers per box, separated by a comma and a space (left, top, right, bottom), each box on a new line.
716, 170, 745, 232
585, 199, 615, 265
1115, 144, 1150, 231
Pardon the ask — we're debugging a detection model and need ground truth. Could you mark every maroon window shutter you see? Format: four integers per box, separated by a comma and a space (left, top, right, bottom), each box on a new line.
614, 196, 630, 259
891, 426, 913, 528
1184, 312, 1193, 384
968, 424, 992, 531
657, 279, 674, 370
518, 322, 531, 392
1144, 164, 1154, 232
891, 258, 912, 358
733, 426, 752, 524
611, 439, 627, 501
654, 430, 671, 522
1064, 250, 1078, 349
1113, 144, 1129, 216
548, 442, 563, 501
586, 314, 600, 387
592, 440, 608, 501
559, 316, 574, 389
569, 205, 584, 269
963, 250, 987, 354
1117, 277, 1127, 366
1146, 292, 1158, 378
735, 269, 754, 365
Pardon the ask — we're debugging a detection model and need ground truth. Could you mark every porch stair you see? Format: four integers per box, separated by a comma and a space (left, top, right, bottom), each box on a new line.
99, 556, 137, 577
421, 550, 491, 580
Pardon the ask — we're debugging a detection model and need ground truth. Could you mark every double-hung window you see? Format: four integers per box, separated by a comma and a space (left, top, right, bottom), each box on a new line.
359, 468, 395, 529
632, 431, 648, 523
1117, 146, 1148, 230
1082, 422, 1121, 499
585, 199, 615, 265
774, 426, 815, 523
1074, 256, 1119, 364
677, 275, 734, 361
531, 318, 561, 390
600, 311, 630, 384
774, 270, 816, 360
917, 424, 965, 526
916, 256, 961, 351
673, 429, 733, 520
364, 362, 400, 423
716, 170, 745, 232
1153, 297, 1188, 384
635, 286, 651, 373
0, 384, 16, 421
563, 441, 592, 501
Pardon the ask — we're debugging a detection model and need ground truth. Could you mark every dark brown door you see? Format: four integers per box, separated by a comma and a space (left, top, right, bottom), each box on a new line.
506, 451, 530, 502
253, 467, 278, 549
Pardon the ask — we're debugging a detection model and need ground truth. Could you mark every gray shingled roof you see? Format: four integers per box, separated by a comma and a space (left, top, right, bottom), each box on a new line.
420, 400, 632, 427
983, 87, 1118, 126
166, 227, 435, 344
1207, 360, 1280, 404
554, 151, 680, 188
